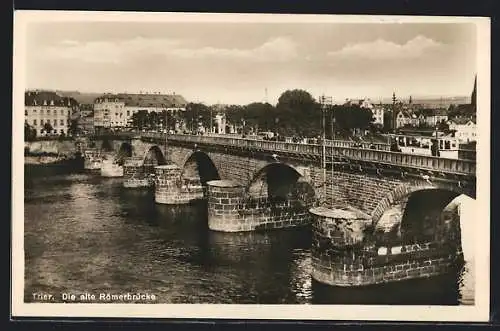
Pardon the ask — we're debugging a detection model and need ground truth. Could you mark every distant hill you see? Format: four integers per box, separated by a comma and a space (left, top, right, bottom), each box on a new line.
54, 90, 103, 105
378, 96, 470, 106
41, 90, 102, 104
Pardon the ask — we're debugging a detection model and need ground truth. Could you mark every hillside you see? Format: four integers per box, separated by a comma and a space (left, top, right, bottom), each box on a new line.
54, 90, 103, 105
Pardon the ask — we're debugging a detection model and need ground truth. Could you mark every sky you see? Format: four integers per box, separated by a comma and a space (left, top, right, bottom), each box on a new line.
25, 20, 477, 105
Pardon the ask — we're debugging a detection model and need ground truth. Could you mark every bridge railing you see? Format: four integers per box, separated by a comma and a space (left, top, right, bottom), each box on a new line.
99, 132, 476, 176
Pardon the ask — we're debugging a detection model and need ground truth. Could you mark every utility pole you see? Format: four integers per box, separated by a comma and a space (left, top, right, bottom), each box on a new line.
164, 105, 169, 163
392, 92, 397, 134
319, 94, 332, 204
320, 95, 326, 203
210, 105, 214, 135
331, 100, 335, 207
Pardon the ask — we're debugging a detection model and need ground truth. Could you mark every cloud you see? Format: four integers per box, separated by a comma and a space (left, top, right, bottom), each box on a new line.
169, 37, 297, 62
40, 36, 298, 64
328, 35, 443, 60
41, 37, 184, 64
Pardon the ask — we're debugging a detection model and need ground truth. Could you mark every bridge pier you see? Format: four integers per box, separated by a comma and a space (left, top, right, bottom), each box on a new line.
207, 180, 312, 232
100, 156, 124, 177
310, 206, 462, 287
83, 149, 102, 174
154, 164, 204, 204
123, 157, 154, 188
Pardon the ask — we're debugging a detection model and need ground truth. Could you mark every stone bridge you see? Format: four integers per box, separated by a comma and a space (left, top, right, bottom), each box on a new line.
81, 132, 476, 286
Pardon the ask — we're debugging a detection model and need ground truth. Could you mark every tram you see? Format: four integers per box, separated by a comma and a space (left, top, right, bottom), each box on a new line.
388, 134, 461, 159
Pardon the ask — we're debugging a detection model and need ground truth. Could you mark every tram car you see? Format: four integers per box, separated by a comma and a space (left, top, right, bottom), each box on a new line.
389, 134, 461, 159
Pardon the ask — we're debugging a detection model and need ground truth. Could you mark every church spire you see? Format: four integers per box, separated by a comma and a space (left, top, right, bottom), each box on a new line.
471, 74, 477, 108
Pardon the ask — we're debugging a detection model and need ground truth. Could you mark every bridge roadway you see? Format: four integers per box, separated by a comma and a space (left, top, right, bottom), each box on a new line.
96, 131, 476, 177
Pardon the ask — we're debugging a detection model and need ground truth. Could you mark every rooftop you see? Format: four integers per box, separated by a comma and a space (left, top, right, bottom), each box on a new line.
25, 90, 78, 107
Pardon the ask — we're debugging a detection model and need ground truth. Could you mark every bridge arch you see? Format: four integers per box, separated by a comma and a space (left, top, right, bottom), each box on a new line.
101, 137, 114, 152
116, 142, 133, 165
142, 145, 167, 166
373, 184, 476, 250
372, 182, 473, 225
246, 162, 317, 206
181, 151, 221, 186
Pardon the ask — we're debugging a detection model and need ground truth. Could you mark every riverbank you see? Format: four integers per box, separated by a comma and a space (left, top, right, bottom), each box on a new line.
25, 154, 84, 168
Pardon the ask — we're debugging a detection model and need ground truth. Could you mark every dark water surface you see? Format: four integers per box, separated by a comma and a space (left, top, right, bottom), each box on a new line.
24, 165, 474, 305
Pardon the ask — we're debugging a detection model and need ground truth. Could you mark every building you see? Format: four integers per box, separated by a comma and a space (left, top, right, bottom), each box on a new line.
24, 90, 78, 136
93, 92, 187, 131
424, 108, 448, 127
78, 104, 94, 134
214, 113, 227, 134
448, 118, 477, 143
344, 98, 384, 126
371, 106, 384, 126
395, 110, 411, 128
94, 94, 126, 129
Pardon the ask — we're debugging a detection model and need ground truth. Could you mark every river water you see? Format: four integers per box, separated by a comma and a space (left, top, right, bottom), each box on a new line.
24, 165, 474, 305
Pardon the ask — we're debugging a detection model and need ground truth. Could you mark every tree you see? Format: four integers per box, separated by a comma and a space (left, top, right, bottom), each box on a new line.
383, 110, 394, 132
182, 103, 211, 133
130, 110, 149, 130
68, 119, 79, 136
276, 89, 321, 137
224, 105, 245, 132
159, 109, 178, 132
243, 102, 275, 134
148, 111, 160, 130
330, 104, 374, 135
24, 122, 36, 141
43, 122, 54, 135
437, 119, 450, 132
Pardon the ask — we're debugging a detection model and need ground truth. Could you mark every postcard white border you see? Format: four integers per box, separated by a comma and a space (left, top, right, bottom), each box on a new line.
12, 11, 491, 322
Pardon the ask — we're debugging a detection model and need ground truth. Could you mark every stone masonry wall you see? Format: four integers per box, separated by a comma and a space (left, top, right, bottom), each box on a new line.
207, 181, 313, 232
310, 205, 463, 286
311, 241, 461, 287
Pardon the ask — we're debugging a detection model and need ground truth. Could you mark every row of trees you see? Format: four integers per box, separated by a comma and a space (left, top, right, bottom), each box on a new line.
127, 89, 376, 138
24, 120, 80, 141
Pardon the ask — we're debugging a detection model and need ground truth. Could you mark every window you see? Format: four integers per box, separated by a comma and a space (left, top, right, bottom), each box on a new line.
25, 110, 28, 116
40, 119, 44, 125
60, 129, 64, 134
53, 119, 57, 125
127, 111, 130, 116
33, 119, 37, 126
60, 119, 64, 126
50, 100, 54, 106
40, 129, 44, 134
61, 109, 64, 115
